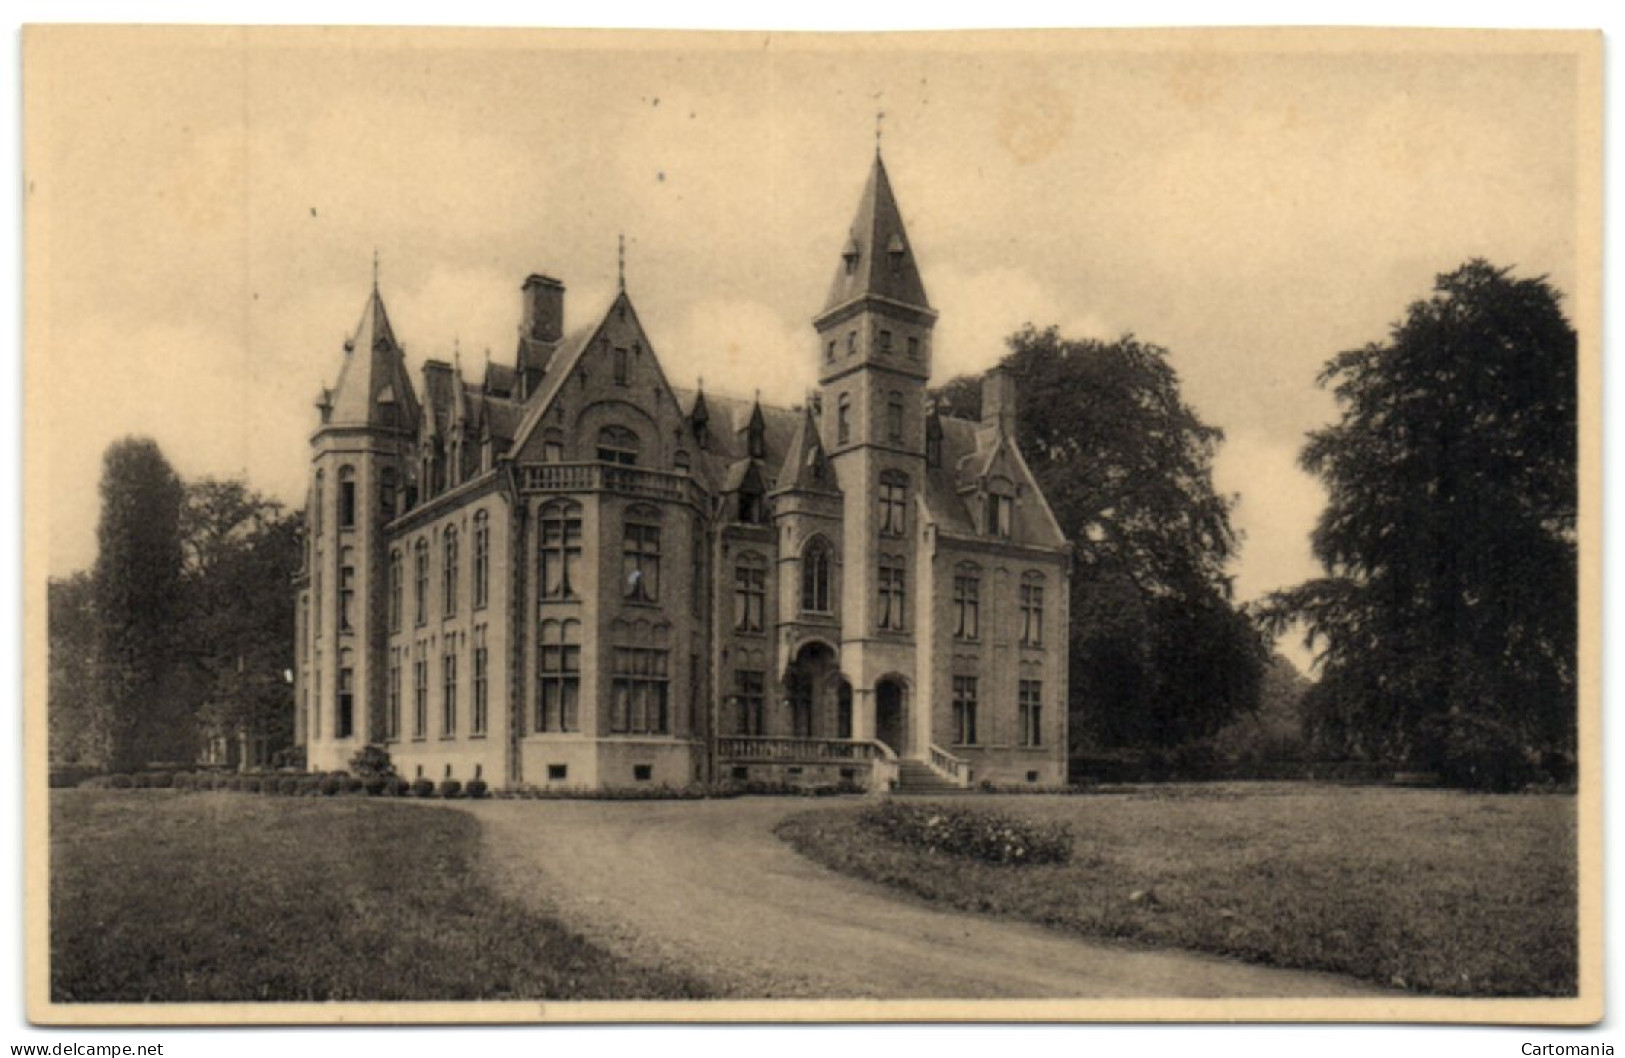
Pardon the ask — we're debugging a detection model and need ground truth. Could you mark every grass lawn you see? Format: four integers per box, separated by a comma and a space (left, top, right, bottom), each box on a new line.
50, 789, 711, 1002
777, 784, 1576, 997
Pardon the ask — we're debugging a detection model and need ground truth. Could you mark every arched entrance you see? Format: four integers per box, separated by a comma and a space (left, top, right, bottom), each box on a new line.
875, 677, 908, 756
785, 641, 839, 739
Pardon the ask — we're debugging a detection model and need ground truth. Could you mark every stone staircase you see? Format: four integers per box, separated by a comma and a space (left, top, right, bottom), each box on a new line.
894, 758, 970, 795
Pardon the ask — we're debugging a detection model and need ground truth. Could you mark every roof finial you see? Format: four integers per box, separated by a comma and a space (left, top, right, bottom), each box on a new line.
372, 247, 380, 292
875, 109, 885, 156
617, 233, 626, 292
453, 336, 462, 371
696, 374, 705, 392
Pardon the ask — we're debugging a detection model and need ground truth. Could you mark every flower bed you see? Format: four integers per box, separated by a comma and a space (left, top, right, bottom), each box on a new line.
856, 801, 1073, 866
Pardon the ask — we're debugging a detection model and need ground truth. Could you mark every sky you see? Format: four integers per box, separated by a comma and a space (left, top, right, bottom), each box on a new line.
28, 27, 1586, 671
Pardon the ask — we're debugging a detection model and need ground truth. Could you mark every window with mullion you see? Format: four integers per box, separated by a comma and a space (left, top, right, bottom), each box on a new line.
1019, 679, 1043, 747
623, 515, 661, 603
952, 675, 979, 746
953, 572, 980, 640
539, 502, 582, 600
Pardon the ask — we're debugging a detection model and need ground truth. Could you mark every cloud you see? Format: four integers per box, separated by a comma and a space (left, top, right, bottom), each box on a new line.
928, 264, 1114, 382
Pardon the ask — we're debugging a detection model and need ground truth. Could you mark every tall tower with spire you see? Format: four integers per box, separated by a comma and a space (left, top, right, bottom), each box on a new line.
814, 150, 938, 746
297, 274, 420, 771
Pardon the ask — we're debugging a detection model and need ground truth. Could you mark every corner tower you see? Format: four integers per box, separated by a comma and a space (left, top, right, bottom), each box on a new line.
297, 278, 420, 772
815, 151, 938, 758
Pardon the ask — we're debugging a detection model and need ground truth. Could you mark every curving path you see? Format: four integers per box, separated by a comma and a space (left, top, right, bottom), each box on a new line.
459, 796, 1390, 1000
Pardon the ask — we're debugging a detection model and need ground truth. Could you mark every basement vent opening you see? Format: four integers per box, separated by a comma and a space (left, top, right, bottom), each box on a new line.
1027, 771, 1040, 783
731, 766, 749, 781
633, 764, 653, 782
548, 764, 567, 781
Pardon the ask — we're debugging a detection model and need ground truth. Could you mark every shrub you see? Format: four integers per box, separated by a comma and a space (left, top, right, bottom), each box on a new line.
1419, 713, 1536, 793
439, 779, 463, 799
364, 776, 388, 797
348, 744, 396, 780
278, 777, 300, 796
857, 801, 1072, 866
242, 777, 262, 794
345, 776, 366, 795
318, 775, 343, 797
465, 780, 488, 799
412, 778, 436, 798
109, 774, 133, 790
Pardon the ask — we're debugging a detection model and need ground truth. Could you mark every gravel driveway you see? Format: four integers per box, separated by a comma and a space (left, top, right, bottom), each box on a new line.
461, 796, 1388, 1000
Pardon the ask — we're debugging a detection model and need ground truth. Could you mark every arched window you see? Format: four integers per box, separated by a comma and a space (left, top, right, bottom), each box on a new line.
539, 500, 582, 600
537, 619, 582, 732
313, 470, 325, 535
413, 538, 429, 626
733, 552, 767, 634
886, 391, 904, 443
596, 425, 639, 466
737, 481, 766, 525
801, 537, 833, 614
879, 470, 909, 537
622, 505, 662, 603
953, 562, 980, 641
473, 510, 490, 610
837, 393, 851, 445
442, 526, 460, 616
1020, 572, 1046, 647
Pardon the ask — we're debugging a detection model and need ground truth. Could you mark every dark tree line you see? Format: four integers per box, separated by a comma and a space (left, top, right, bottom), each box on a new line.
935, 326, 1268, 754
48, 437, 303, 771
1264, 261, 1577, 787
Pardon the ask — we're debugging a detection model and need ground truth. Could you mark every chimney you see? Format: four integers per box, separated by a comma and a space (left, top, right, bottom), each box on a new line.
518, 274, 564, 399
981, 366, 1018, 435
521, 274, 565, 343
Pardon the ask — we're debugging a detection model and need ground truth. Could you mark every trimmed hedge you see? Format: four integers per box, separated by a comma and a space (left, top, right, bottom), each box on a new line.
857, 801, 1073, 866
439, 779, 462, 799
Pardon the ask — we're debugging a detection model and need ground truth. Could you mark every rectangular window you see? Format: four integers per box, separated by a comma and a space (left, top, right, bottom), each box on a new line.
846, 330, 856, 356
952, 675, 979, 746
954, 575, 980, 640
338, 562, 355, 633
537, 636, 581, 733
734, 560, 765, 633
735, 670, 765, 736
386, 650, 401, 741
623, 521, 661, 603
611, 648, 669, 734
825, 340, 836, 364
878, 558, 907, 631
907, 335, 920, 360
878, 328, 893, 353
989, 493, 1014, 538
614, 347, 630, 386
413, 654, 428, 739
1019, 680, 1043, 747
473, 631, 489, 737
539, 504, 583, 599
337, 667, 354, 739
837, 394, 851, 445
1020, 581, 1045, 647
879, 478, 907, 536
442, 648, 458, 737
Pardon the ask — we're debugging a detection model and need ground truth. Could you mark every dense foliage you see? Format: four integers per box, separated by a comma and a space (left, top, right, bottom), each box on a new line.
934, 327, 1266, 751
90, 438, 189, 771
1263, 261, 1577, 782
49, 439, 302, 771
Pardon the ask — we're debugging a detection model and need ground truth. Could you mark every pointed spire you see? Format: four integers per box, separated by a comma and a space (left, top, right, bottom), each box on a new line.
689, 376, 710, 450
324, 274, 418, 431
821, 151, 930, 315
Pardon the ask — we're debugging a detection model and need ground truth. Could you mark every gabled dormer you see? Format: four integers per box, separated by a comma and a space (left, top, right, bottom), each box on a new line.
773, 402, 839, 496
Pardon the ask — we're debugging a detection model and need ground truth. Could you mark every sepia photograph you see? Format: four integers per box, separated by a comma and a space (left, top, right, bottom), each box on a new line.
21, 21, 1602, 1028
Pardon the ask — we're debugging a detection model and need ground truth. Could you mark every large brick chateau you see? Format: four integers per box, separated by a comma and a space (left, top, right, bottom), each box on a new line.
293, 151, 1071, 791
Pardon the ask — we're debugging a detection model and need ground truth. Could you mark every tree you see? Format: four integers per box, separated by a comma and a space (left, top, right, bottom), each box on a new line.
1263, 261, 1577, 772
47, 572, 99, 765
934, 326, 1266, 751
92, 437, 189, 770
180, 479, 303, 764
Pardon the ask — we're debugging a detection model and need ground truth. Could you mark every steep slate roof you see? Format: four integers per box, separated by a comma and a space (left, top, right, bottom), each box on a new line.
326, 287, 420, 430
671, 386, 801, 489
822, 152, 931, 315
772, 403, 837, 494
